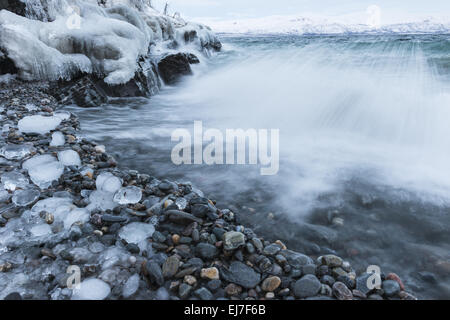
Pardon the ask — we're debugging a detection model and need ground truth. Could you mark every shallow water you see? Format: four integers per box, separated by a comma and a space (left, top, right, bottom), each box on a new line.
65, 34, 450, 299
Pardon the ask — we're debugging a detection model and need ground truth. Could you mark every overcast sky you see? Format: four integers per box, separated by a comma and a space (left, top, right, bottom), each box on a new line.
152, 0, 450, 23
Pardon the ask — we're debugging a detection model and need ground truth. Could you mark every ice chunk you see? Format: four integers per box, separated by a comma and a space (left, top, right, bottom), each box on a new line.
31, 197, 72, 215
122, 274, 140, 298
18, 115, 62, 134
1, 172, 29, 191
29, 224, 52, 237
12, 188, 40, 206
22, 154, 57, 171
57, 150, 81, 166
28, 161, 64, 189
71, 278, 111, 300
113, 186, 142, 205
96, 172, 122, 193
0, 189, 10, 202
0, 144, 35, 160
53, 111, 71, 121
50, 131, 65, 147
118, 222, 154, 244
25, 103, 38, 111
64, 208, 89, 229
87, 191, 117, 211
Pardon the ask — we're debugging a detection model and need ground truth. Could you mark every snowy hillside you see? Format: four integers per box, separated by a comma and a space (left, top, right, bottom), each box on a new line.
0, 0, 220, 85
199, 15, 450, 35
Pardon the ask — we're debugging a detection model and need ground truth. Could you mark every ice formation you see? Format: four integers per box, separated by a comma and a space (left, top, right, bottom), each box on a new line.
96, 172, 122, 193
18, 115, 62, 134
0, 143, 35, 160
113, 186, 142, 204
122, 273, 139, 298
23, 154, 64, 189
1, 171, 29, 191
71, 278, 111, 300
50, 131, 65, 146
118, 222, 154, 244
57, 150, 81, 166
12, 188, 40, 206
0, 0, 220, 85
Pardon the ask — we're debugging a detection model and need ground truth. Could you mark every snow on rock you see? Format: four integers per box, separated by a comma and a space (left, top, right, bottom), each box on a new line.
18, 115, 62, 134
0, 0, 220, 85
50, 131, 65, 146
113, 186, 142, 204
118, 222, 154, 244
1, 171, 29, 191
57, 150, 81, 166
71, 278, 111, 300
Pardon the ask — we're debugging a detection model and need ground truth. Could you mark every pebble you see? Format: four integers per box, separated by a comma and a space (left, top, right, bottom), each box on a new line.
225, 283, 242, 296
293, 275, 321, 298
382, 280, 401, 297
162, 255, 180, 278
201, 267, 220, 280
221, 261, 261, 289
332, 281, 353, 300
223, 231, 245, 250
261, 276, 281, 292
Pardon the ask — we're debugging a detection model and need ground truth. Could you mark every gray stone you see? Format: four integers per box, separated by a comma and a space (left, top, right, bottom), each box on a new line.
195, 243, 218, 260
293, 274, 321, 298
146, 261, 164, 286
162, 255, 180, 278
223, 231, 245, 250
263, 243, 281, 256
194, 287, 213, 300
382, 280, 401, 297
221, 261, 261, 289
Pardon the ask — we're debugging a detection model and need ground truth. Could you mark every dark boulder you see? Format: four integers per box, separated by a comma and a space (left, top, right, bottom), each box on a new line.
0, 49, 18, 75
0, 0, 26, 17
157, 53, 200, 85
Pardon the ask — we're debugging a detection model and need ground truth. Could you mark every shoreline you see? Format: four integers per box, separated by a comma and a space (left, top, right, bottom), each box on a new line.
0, 78, 418, 300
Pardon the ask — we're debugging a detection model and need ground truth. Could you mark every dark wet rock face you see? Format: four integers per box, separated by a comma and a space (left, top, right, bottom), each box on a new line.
0, 0, 26, 18
157, 53, 200, 85
0, 49, 18, 75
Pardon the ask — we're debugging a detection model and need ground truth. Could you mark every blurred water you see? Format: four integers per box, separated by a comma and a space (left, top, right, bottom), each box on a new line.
66, 34, 450, 299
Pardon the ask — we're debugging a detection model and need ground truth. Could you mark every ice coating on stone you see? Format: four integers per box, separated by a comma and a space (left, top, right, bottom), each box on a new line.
87, 190, 117, 211
0, 189, 10, 202
122, 273, 140, 298
18, 115, 62, 134
31, 197, 73, 215
12, 188, 40, 206
57, 150, 81, 166
96, 172, 122, 193
50, 131, 65, 146
113, 186, 142, 204
118, 222, 154, 244
98, 246, 131, 271
71, 278, 111, 300
29, 224, 52, 237
28, 161, 64, 189
1, 172, 29, 191
0, 144, 35, 160
64, 208, 89, 229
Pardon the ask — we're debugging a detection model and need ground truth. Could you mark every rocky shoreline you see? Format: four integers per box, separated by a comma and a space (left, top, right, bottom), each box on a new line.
0, 78, 418, 300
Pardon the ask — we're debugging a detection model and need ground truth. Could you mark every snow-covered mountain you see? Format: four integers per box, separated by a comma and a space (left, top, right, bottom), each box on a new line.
198, 15, 450, 35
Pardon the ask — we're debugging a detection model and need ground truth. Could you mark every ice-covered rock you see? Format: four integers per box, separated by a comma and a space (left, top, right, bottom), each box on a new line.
87, 190, 117, 211
31, 196, 72, 216
1, 171, 29, 191
27, 160, 64, 189
0, 143, 35, 160
0, 189, 10, 202
118, 222, 154, 244
18, 115, 62, 134
29, 223, 52, 237
57, 150, 81, 166
71, 278, 111, 300
122, 274, 140, 298
50, 131, 65, 146
96, 172, 122, 193
12, 188, 40, 206
113, 186, 142, 204
63, 208, 89, 229
22, 154, 56, 171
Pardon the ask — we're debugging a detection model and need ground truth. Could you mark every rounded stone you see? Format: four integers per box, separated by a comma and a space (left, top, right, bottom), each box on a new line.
293, 274, 321, 298
261, 276, 281, 292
